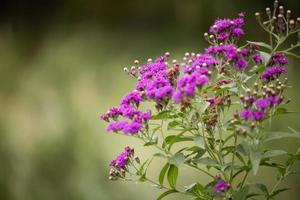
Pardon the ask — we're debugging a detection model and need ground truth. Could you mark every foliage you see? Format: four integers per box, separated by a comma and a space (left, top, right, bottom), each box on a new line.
101, 1, 300, 199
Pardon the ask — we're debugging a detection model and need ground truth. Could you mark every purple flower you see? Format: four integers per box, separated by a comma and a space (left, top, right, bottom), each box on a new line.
252, 53, 263, 64
209, 19, 231, 33
252, 110, 265, 121
110, 146, 134, 170
271, 53, 288, 66
100, 112, 110, 121
232, 28, 245, 37
233, 17, 245, 27
195, 74, 209, 85
241, 109, 252, 120
217, 32, 230, 41
261, 66, 287, 81
235, 58, 248, 70
122, 121, 143, 134
134, 110, 152, 123
121, 91, 143, 106
255, 98, 270, 110
173, 90, 183, 103
268, 96, 281, 106
214, 180, 230, 193
107, 121, 128, 132
119, 104, 140, 118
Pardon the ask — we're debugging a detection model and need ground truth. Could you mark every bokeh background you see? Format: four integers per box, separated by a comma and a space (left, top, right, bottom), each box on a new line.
0, 0, 300, 199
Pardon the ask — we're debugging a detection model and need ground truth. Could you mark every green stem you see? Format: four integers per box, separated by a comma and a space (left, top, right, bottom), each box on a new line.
229, 134, 238, 183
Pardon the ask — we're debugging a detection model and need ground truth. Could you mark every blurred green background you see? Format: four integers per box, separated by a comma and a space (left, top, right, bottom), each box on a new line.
0, 0, 300, 199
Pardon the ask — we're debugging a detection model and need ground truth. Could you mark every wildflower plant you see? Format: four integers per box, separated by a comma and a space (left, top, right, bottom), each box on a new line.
101, 1, 300, 199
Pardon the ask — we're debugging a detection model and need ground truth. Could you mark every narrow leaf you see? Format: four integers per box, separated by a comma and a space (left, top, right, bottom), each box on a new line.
156, 189, 178, 200
159, 163, 170, 186
167, 164, 178, 189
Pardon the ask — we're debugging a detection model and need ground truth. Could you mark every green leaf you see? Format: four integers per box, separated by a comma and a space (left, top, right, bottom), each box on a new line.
153, 153, 168, 158
254, 183, 269, 195
263, 150, 287, 159
249, 144, 262, 175
263, 131, 300, 142
156, 189, 178, 200
233, 186, 250, 200
159, 163, 170, 186
167, 121, 181, 130
163, 135, 193, 150
169, 152, 185, 167
194, 136, 205, 149
274, 107, 295, 116
247, 41, 272, 50
258, 51, 271, 65
167, 164, 178, 189
151, 111, 178, 120
185, 182, 207, 197
271, 188, 290, 197
193, 157, 219, 167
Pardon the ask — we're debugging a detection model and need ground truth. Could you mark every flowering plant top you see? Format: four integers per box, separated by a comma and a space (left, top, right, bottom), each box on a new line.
101, 1, 300, 199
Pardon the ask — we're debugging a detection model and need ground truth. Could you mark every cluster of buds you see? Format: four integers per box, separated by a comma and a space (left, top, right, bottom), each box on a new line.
109, 147, 137, 180
255, 0, 300, 39
123, 59, 140, 78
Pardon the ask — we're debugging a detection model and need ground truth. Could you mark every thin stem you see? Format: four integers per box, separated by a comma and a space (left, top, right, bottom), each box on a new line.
229, 134, 238, 183
186, 163, 215, 179
239, 170, 249, 189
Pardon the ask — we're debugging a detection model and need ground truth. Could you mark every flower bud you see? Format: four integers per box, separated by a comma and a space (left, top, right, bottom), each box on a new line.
165, 52, 170, 57
147, 58, 153, 62
274, 0, 279, 10
134, 60, 139, 65
279, 6, 284, 15
286, 10, 291, 20
135, 156, 140, 164
123, 67, 129, 72
255, 12, 261, 21
266, 7, 271, 17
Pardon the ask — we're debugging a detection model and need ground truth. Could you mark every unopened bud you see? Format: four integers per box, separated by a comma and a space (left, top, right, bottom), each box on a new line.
255, 12, 261, 20
274, 0, 279, 10
279, 6, 284, 15
147, 58, 153, 62
165, 52, 170, 57
123, 67, 128, 72
266, 8, 271, 17
135, 156, 140, 164
286, 10, 291, 20
134, 60, 139, 65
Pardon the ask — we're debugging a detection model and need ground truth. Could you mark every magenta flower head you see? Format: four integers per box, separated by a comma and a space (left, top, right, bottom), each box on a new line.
241, 109, 252, 121
110, 146, 134, 170
252, 110, 265, 121
271, 53, 288, 66
214, 180, 230, 194
255, 98, 270, 110
252, 53, 263, 64
261, 66, 287, 81
122, 121, 143, 135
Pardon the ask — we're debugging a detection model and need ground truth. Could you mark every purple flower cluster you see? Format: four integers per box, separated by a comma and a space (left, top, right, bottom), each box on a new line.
262, 53, 288, 81
214, 180, 230, 194
101, 90, 152, 135
173, 54, 212, 103
240, 96, 282, 121
110, 146, 134, 170
262, 66, 287, 81
205, 44, 260, 70
136, 56, 175, 103
209, 13, 245, 42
